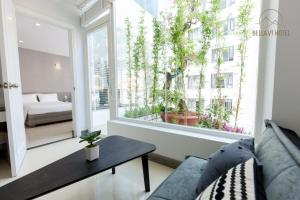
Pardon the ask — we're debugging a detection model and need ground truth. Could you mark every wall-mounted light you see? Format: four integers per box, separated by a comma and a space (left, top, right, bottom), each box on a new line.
19, 40, 24, 44
54, 63, 61, 70
35, 22, 41, 27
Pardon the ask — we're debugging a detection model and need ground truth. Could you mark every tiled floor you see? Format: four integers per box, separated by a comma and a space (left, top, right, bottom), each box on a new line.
0, 138, 173, 200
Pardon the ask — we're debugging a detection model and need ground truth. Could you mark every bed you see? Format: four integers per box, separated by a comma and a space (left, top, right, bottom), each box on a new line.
23, 93, 73, 127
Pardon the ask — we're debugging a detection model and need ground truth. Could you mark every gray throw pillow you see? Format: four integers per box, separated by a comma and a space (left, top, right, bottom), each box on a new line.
196, 138, 255, 194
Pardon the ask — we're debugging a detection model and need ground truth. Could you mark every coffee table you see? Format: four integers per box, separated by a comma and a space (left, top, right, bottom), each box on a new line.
0, 135, 156, 200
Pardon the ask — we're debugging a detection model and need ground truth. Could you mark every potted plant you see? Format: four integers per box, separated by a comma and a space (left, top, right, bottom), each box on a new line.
159, 0, 201, 126
79, 130, 102, 161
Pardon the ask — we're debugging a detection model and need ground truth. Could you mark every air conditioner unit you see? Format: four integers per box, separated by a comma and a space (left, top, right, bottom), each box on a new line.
81, 0, 110, 27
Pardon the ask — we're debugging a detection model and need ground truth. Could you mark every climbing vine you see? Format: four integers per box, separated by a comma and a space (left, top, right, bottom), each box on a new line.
151, 17, 164, 114
234, 0, 253, 128
125, 17, 133, 110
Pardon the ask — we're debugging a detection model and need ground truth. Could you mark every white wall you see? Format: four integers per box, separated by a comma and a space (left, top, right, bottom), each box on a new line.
272, 0, 300, 136
14, 0, 88, 133
19, 48, 73, 93
108, 121, 236, 161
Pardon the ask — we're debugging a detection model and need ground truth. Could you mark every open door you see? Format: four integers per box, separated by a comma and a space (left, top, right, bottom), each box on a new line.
0, 0, 26, 176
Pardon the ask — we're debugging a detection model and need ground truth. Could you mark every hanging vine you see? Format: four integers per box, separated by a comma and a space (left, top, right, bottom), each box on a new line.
195, 9, 214, 115
125, 17, 133, 111
136, 10, 148, 108
151, 17, 163, 114
234, 0, 253, 128
210, 0, 228, 129
133, 33, 140, 106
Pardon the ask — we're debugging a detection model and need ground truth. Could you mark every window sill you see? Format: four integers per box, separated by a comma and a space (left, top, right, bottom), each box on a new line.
109, 118, 253, 144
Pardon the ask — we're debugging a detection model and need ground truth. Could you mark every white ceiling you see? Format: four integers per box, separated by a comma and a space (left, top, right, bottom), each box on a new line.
16, 14, 70, 57
69, 0, 100, 11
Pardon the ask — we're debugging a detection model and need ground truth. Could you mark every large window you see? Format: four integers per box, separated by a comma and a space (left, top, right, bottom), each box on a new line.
115, 0, 261, 135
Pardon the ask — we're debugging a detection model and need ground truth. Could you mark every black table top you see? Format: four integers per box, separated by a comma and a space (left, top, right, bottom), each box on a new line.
0, 135, 156, 200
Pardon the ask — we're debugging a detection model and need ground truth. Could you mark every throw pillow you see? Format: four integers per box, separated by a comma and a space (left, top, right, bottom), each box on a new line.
196, 158, 261, 200
196, 138, 255, 194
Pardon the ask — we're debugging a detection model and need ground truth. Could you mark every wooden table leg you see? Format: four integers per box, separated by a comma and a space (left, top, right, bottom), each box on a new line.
112, 167, 115, 174
142, 155, 150, 192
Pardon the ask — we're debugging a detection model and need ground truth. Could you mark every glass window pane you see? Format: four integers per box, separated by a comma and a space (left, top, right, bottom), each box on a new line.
87, 26, 110, 131
115, 0, 261, 135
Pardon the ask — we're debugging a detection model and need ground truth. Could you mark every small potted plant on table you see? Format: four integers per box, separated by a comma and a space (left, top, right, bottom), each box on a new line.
79, 130, 102, 161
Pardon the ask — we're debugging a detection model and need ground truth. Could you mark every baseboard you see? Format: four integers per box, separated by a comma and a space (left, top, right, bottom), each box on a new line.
27, 137, 74, 150
149, 153, 181, 169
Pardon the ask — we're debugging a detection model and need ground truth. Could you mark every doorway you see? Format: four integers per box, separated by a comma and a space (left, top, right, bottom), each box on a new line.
16, 13, 77, 149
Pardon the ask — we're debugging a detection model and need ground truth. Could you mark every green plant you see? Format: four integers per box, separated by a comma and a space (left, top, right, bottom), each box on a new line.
151, 17, 163, 113
132, 9, 148, 108
124, 106, 151, 118
195, 9, 215, 115
210, 0, 228, 129
79, 131, 102, 148
137, 10, 148, 107
133, 32, 140, 106
166, 0, 200, 114
125, 17, 133, 110
206, 99, 231, 129
234, 0, 253, 128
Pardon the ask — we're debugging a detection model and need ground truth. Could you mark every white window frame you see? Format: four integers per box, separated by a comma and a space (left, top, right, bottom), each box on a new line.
105, 0, 276, 141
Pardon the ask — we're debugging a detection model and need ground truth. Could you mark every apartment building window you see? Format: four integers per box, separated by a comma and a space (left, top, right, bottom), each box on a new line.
211, 99, 233, 112
115, 0, 261, 135
188, 98, 205, 112
212, 46, 234, 62
211, 73, 233, 88
223, 46, 234, 62
221, 0, 236, 9
224, 17, 235, 35
229, 18, 235, 31
188, 75, 200, 89
225, 99, 233, 112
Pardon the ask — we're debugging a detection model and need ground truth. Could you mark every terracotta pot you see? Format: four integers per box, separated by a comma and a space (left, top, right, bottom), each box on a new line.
160, 112, 199, 126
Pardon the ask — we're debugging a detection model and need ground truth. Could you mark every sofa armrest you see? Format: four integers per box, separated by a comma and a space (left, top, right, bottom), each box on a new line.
148, 156, 207, 200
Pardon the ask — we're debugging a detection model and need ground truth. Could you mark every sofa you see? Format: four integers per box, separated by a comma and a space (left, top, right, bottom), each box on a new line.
147, 120, 300, 200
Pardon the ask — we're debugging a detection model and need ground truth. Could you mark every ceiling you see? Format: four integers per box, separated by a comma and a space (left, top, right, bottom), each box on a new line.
17, 14, 70, 57
69, 0, 100, 11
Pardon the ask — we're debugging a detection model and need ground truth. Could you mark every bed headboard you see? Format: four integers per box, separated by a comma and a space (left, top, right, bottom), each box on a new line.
23, 92, 72, 102
57, 92, 72, 102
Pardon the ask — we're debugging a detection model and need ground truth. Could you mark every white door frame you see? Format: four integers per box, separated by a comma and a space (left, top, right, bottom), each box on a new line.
84, 12, 111, 132
0, 0, 27, 176
15, 6, 80, 137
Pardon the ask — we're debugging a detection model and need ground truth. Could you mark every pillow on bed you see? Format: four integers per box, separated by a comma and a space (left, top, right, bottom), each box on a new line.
22, 94, 38, 104
38, 93, 59, 102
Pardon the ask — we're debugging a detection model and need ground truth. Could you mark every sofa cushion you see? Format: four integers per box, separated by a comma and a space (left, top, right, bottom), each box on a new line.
196, 138, 255, 194
147, 156, 207, 200
280, 126, 300, 150
256, 120, 300, 200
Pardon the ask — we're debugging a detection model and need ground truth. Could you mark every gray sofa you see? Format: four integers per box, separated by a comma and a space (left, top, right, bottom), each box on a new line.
148, 120, 300, 200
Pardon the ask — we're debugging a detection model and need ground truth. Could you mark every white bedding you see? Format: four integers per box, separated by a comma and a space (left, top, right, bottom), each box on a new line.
23, 101, 72, 120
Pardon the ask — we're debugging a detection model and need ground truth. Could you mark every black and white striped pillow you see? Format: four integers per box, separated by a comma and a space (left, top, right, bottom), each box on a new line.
196, 158, 255, 200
